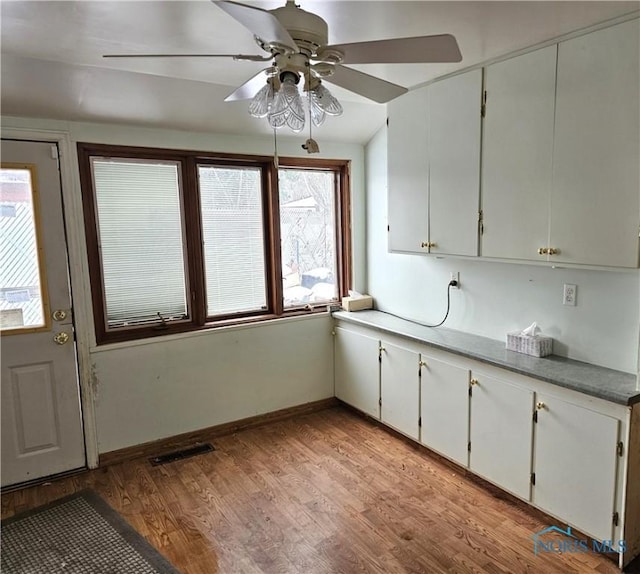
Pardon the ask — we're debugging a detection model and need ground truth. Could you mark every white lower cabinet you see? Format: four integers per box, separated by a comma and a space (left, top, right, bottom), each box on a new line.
533, 394, 620, 542
334, 327, 380, 419
469, 372, 534, 500
333, 321, 638, 567
420, 355, 470, 466
380, 341, 420, 440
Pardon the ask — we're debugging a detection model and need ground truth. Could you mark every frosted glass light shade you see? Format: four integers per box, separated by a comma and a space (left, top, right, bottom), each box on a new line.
248, 83, 275, 118
268, 74, 305, 133
310, 102, 326, 127
311, 83, 343, 116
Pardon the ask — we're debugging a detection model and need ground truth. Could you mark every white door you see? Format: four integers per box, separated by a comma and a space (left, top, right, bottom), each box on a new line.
550, 19, 639, 267
428, 68, 482, 257
533, 394, 619, 542
387, 87, 429, 254
420, 355, 470, 466
380, 341, 420, 440
481, 45, 557, 261
334, 328, 380, 419
1, 139, 85, 487
469, 372, 534, 500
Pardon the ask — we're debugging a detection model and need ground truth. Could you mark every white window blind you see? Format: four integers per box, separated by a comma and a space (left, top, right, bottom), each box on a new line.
91, 158, 188, 327
198, 165, 267, 316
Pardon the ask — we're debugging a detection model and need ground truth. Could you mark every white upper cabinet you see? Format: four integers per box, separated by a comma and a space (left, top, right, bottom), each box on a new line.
550, 19, 640, 267
387, 87, 429, 253
387, 69, 482, 256
429, 69, 482, 257
388, 18, 639, 268
481, 45, 557, 261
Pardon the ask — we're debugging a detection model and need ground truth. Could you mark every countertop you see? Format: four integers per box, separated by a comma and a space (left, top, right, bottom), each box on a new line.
333, 310, 640, 406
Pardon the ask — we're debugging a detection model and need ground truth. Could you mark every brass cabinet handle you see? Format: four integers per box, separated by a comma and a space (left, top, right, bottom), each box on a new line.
470, 378, 479, 386
53, 332, 70, 345
538, 247, 560, 256
421, 242, 429, 248
428, 241, 437, 249
536, 401, 546, 410
419, 360, 428, 368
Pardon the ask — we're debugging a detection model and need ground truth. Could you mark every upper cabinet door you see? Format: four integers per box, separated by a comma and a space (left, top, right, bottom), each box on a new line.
481, 46, 557, 261
387, 87, 429, 254
550, 19, 640, 267
428, 69, 482, 257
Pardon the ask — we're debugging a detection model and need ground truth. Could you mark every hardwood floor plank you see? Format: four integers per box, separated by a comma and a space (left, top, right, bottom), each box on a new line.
1, 406, 621, 574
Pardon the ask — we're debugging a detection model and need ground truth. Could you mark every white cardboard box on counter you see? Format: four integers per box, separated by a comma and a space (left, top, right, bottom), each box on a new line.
341, 295, 373, 312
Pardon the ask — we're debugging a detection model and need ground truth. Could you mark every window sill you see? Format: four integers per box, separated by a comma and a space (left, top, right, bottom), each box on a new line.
89, 310, 332, 354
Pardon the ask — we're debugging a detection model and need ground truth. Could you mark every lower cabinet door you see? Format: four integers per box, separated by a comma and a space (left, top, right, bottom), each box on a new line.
334, 328, 380, 419
381, 342, 420, 440
470, 373, 534, 499
420, 356, 470, 466
533, 394, 619, 542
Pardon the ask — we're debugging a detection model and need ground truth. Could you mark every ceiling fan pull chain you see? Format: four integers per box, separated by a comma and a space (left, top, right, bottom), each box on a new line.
273, 128, 279, 168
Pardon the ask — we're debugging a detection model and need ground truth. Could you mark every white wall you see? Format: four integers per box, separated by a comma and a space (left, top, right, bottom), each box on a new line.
366, 125, 640, 374
2, 116, 366, 453
91, 315, 333, 454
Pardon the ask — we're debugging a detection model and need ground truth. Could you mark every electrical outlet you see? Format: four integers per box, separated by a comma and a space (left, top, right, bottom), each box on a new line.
563, 284, 577, 306
450, 272, 460, 289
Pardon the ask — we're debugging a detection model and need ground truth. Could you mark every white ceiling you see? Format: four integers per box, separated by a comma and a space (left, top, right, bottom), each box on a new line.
1, 1, 638, 144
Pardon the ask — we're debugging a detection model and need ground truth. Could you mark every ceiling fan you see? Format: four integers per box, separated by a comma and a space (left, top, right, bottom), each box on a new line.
105, 0, 462, 136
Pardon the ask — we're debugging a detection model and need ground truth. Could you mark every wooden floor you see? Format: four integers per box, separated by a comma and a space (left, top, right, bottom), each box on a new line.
1, 406, 629, 574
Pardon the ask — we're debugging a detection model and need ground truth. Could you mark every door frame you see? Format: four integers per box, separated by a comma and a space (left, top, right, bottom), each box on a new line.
2, 126, 99, 469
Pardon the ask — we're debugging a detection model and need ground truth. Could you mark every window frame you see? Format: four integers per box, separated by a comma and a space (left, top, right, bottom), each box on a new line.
77, 143, 351, 345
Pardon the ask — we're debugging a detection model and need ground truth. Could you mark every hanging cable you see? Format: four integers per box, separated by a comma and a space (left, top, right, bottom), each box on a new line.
384, 279, 458, 328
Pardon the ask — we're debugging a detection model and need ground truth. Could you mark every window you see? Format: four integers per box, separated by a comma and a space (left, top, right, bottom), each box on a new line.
0, 164, 50, 333
78, 144, 351, 343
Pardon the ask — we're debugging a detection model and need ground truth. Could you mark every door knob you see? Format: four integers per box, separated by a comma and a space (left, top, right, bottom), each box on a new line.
53, 332, 70, 345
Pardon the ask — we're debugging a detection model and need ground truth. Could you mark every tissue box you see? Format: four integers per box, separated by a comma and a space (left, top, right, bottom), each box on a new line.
341, 295, 373, 312
506, 332, 553, 357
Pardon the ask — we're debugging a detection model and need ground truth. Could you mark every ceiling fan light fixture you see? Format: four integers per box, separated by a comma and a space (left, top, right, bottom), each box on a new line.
309, 101, 326, 127
248, 82, 275, 118
267, 72, 306, 132
310, 82, 343, 116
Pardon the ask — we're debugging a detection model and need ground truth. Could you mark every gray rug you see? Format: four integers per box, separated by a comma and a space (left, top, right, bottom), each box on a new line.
1, 489, 180, 574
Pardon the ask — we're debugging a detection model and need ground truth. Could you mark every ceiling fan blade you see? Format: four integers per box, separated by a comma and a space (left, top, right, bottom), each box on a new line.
213, 1, 298, 53
325, 65, 407, 104
325, 35, 462, 64
102, 53, 269, 60
224, 69, 271, 102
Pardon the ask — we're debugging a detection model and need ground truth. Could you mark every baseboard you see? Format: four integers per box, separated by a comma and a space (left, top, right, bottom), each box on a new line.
99, 397, 339, 467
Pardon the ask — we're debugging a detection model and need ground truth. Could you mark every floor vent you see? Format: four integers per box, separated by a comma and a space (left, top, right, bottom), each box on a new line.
149, 443, 215, 466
